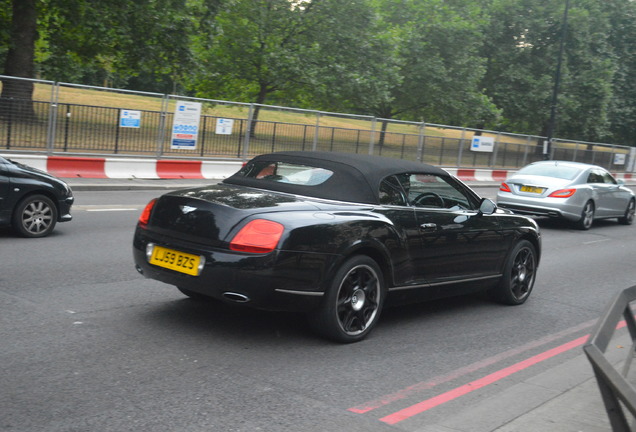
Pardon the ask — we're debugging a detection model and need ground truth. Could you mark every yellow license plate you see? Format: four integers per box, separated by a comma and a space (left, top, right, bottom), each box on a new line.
520, 185, 545, 194
149, 245, 202, 276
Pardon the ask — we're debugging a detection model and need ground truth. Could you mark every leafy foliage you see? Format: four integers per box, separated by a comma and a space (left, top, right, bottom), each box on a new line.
3, 0, 636, 145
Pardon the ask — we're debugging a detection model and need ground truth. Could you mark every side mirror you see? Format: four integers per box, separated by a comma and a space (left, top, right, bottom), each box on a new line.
479, 198, 497, 215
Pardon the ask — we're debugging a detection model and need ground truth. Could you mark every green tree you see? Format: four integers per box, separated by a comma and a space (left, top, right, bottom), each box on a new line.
480, 0, 615, 143
190, 0, 385, 126
1, 0, 38, 118
605, 0, 636, 146
2, 0, 221, 94
338, 0, 499, 145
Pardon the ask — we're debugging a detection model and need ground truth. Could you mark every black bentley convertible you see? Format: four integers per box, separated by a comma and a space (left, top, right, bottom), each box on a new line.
133, 152, 541, 342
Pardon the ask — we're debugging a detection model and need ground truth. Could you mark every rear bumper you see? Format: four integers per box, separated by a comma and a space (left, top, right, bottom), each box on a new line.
497, 195, 581, 221
133, 227, 337, 312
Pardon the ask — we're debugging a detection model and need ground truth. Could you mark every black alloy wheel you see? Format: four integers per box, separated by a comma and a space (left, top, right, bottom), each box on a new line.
619, 199, 635, 225
12, 194, 58, 238
491, 240, 537, 305
309, 255, 385, 343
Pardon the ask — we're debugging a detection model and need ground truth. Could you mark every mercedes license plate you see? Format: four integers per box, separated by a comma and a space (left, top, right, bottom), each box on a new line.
520, 185, 545, 194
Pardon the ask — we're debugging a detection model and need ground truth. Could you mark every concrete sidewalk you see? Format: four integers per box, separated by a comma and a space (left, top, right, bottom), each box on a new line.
414, 333, 632, 432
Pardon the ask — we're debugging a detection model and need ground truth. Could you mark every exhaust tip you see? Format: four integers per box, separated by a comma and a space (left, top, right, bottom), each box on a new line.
223, 292, 250, 303
135, 265, 144, 275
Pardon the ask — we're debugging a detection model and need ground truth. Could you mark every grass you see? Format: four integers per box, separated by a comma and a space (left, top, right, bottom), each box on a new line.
1, 82, 624, 170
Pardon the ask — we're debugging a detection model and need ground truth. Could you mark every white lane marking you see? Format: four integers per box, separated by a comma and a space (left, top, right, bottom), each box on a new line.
583, 238, 611, 245
74, 205, 143, 212
86, 208, 138, 212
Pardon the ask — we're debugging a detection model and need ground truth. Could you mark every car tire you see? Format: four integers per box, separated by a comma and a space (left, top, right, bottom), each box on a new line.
491, 240, 537, 305
308, 255, 385, 343
177, 286, 210, 301
12, 194, 58, 238
618, 199, 635, 225
575, 201, 594, 230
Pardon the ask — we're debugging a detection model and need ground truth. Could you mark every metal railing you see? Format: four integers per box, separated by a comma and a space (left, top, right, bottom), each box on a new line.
584, 285, 636, 431
1, 74, 635, 172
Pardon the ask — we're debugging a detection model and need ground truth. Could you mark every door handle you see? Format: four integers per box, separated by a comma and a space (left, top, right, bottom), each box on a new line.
420, 223, 437, 232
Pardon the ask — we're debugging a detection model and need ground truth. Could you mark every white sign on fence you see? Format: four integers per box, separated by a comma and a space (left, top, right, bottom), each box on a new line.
120, 110, 141, 128
471, 136, 495, 153
614, 153, 627, 166
171, 101, 202, 150
215, 118, 234, 135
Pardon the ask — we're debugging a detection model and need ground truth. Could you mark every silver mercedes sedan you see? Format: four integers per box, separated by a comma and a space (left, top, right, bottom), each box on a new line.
496, 160, 635, 230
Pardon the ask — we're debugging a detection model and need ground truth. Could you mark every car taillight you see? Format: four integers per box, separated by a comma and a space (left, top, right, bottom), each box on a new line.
500, 182, 511, 192
139, 199, 157, 225
548, 188, 576, 198
229, 219, 284, 254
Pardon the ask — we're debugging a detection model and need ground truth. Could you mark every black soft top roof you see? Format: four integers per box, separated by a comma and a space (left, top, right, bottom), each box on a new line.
223, 151, 449, 204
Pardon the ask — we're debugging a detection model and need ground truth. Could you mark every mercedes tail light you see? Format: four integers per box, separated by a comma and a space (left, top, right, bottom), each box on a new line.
499, 182, 511, 192
548, 189, 576, 198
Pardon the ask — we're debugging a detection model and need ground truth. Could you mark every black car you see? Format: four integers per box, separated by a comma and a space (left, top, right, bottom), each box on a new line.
0, 156, 74, 237
133, 151, 541, 342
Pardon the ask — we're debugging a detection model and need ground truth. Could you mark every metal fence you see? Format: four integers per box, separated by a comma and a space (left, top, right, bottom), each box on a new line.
1, 74, 635, 172
584, 285, 636, 431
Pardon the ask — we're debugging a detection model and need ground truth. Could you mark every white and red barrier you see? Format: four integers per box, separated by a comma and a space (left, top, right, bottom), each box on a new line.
1, 154, 243, 180
2, 153, 634, 183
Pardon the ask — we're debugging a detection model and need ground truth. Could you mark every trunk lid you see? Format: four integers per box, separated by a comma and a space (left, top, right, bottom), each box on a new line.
147, 184, 322, 246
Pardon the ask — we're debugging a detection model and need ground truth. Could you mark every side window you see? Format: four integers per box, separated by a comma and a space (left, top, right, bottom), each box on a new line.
406, 173, 474, 210
379, 176, 407, 206
600, 170, 617, 185
587, 171, 604, 184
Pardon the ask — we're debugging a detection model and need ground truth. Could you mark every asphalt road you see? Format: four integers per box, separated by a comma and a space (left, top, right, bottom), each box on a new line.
2, 186, 636, 431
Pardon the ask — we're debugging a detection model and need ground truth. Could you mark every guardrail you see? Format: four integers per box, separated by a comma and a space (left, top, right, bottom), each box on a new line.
584, 285, 636, 431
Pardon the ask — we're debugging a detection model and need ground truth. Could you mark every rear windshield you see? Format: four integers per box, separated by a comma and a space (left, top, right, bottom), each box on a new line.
517, 164, 581, 180
236, 161, 334, 186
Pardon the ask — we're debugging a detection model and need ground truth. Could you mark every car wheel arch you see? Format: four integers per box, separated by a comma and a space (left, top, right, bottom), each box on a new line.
520, 233, 541, 265
14, 190, 61, 215
325, 242, 393, 291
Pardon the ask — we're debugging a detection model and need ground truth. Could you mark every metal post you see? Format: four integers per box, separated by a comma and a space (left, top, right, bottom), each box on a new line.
46, 83, 60, 154
312, 112, 320, 152
545, 0, 570, 160
491, 132, 501, 167
199, 116, 207, 157
114, 108, 121, 154
522, 135, 531, 167
156, 95, 169, 157
417, 122, 426, 163
242, 104, 254, 160
368, 117, 377, 155
457, 128, 466, 167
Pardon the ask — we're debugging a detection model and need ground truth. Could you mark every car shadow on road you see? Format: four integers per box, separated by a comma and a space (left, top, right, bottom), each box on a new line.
142, 296, 318, 345
534, 216, 625, 231
140, 289, 499, 346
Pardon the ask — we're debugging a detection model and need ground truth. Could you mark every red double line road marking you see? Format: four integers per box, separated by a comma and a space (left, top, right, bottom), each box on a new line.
349, 320, 626, 425
380, 335, 589, 424
348, 319, 596, 415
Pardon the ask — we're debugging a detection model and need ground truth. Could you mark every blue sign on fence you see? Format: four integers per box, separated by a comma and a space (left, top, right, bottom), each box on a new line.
171, 101, 202, 150
120, 110, 141, 128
